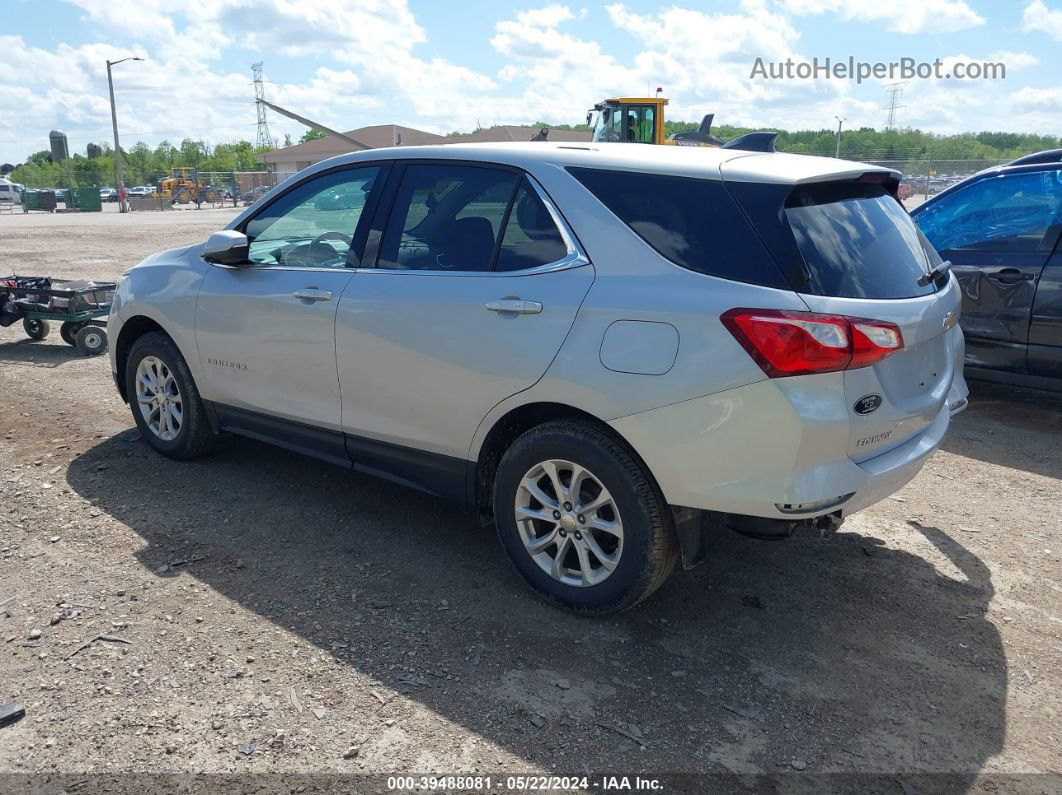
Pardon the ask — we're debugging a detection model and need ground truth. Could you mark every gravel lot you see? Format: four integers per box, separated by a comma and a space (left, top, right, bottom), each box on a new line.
0, 209, 1060, 792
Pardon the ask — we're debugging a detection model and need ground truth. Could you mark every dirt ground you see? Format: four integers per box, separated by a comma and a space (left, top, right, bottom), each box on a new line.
0, 209, 1059, 792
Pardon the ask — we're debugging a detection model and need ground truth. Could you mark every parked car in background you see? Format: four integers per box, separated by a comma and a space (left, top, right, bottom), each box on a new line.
110, 143, 967, 612
52, 189, 65, 200
313, 183, 370, 211
100, 187, 118, 202
0, 178, 20, 204
240, 185, 270, 204
127, 186, 149, 197
912, 149, 1062, 391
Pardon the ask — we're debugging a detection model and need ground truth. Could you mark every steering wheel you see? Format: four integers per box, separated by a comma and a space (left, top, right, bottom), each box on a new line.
281, 231, 353, 267
312, 231, 352, 248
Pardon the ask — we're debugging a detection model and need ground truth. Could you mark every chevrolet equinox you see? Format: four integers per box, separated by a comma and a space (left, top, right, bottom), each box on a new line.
109, 142, 968, 613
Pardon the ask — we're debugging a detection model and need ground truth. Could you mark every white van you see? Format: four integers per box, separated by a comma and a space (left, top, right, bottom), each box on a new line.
0, 178, 21, 205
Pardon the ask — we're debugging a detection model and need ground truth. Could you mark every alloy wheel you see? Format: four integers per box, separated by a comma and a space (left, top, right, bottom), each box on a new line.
135, 355, 183, 441
514, 459, 623, 587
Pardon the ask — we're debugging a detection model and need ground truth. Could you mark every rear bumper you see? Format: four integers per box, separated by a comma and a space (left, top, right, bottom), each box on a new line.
610, 375, 957, 521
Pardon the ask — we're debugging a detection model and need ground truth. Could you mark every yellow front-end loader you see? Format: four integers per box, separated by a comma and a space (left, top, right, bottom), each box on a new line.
586, 96, 725, 147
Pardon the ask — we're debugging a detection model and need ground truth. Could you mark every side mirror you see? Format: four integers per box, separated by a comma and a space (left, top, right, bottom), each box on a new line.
203, 230, 249, 265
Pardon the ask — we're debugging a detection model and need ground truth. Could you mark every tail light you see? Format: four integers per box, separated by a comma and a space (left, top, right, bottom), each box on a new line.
721, 308, 903, 378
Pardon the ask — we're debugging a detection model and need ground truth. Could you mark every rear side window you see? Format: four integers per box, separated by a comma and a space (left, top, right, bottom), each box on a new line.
567, 167, 789, 288
378, 164, 517, 271
376, 165, 570, 273
495, 178, 568, 272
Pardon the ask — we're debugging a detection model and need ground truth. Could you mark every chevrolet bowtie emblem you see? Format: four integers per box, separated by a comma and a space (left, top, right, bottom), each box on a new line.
943, 311, 958, 330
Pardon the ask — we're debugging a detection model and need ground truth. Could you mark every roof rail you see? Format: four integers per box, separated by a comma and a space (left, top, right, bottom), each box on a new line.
720, 132, 778, 153
1006, 148, 1062, 166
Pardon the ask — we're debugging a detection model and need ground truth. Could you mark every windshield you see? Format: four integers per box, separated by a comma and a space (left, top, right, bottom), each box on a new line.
591, 106, 620, 143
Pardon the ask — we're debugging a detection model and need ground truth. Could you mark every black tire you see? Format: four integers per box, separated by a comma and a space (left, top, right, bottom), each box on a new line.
74, 325, 108, 356
125, 332, 217, 460
493, 419, 678, 614
23, 318, 50, 340
60, 321, 83, 346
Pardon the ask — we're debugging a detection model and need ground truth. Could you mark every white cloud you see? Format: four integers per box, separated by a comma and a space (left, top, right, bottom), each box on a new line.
779, 0, 984, 34
514, 4, 580, 27
1010, 86, 1062, 111
1022, 0, 1062, 41
988, 50, 1039, 70
0, 0, 501, 161
59, 0, 179, 39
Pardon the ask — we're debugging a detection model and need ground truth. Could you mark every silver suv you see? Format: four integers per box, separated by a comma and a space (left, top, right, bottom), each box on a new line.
109, 143, 968, 613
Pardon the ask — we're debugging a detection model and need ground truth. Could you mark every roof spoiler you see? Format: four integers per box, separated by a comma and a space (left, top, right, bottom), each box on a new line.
721, 131, 778, 153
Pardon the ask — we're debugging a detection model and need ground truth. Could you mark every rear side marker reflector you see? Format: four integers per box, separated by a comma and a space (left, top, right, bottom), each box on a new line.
721, 308, 904, 378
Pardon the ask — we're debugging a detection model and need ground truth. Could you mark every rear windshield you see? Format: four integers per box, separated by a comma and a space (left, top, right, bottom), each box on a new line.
726, 180, 939, 299
567, 167, 789, 289
782, 182, 937, 299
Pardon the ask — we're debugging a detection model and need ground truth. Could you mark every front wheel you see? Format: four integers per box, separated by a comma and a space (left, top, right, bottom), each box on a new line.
125, 332, 217, 460
23, 318, 50, 340
74, 324, 107, 355
493, 419, 678, 614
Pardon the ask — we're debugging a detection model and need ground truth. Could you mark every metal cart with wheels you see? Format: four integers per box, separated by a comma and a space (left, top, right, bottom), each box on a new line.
1, 275, 116, 356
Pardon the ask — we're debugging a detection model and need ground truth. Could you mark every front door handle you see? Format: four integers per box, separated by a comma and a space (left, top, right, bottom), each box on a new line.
293, 288, 332, 302
485, 299, 542, 315
986, 268, 1034, 284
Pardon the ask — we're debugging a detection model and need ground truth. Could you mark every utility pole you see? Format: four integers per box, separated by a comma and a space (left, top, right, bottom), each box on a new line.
834, 116, 846, 158
106, 56, 143, 213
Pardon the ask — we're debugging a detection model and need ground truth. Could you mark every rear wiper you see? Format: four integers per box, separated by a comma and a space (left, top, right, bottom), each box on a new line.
917, 259, 952, 287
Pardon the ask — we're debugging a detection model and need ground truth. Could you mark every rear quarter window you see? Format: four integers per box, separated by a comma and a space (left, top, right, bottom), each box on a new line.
567, 167, 789, 289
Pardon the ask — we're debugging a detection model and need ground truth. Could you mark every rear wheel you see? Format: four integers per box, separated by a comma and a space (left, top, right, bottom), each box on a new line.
493, 419, 678, 614
125, 332, 217, 460
60, 321, 84, 346
23, 318, 49, 340
74, 325, 107, 356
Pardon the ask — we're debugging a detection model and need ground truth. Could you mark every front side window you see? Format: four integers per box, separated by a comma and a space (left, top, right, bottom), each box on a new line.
244, 165, 380, 267
915, 170, 1062, 253
378, 164, 518, 271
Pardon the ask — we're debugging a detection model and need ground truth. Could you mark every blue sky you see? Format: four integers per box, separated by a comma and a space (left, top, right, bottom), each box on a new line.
1, 0, 1060, 164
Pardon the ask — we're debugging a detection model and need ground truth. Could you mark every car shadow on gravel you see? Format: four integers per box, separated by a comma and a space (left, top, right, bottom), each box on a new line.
0, 338, 87, 367
66, 431, 1006, 788
943, 379, 1062, 480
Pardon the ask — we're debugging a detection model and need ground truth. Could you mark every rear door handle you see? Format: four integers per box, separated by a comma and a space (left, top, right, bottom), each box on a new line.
986, 268, 1034, 284
485, 299, 542, 315
293, 288, 332, 302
